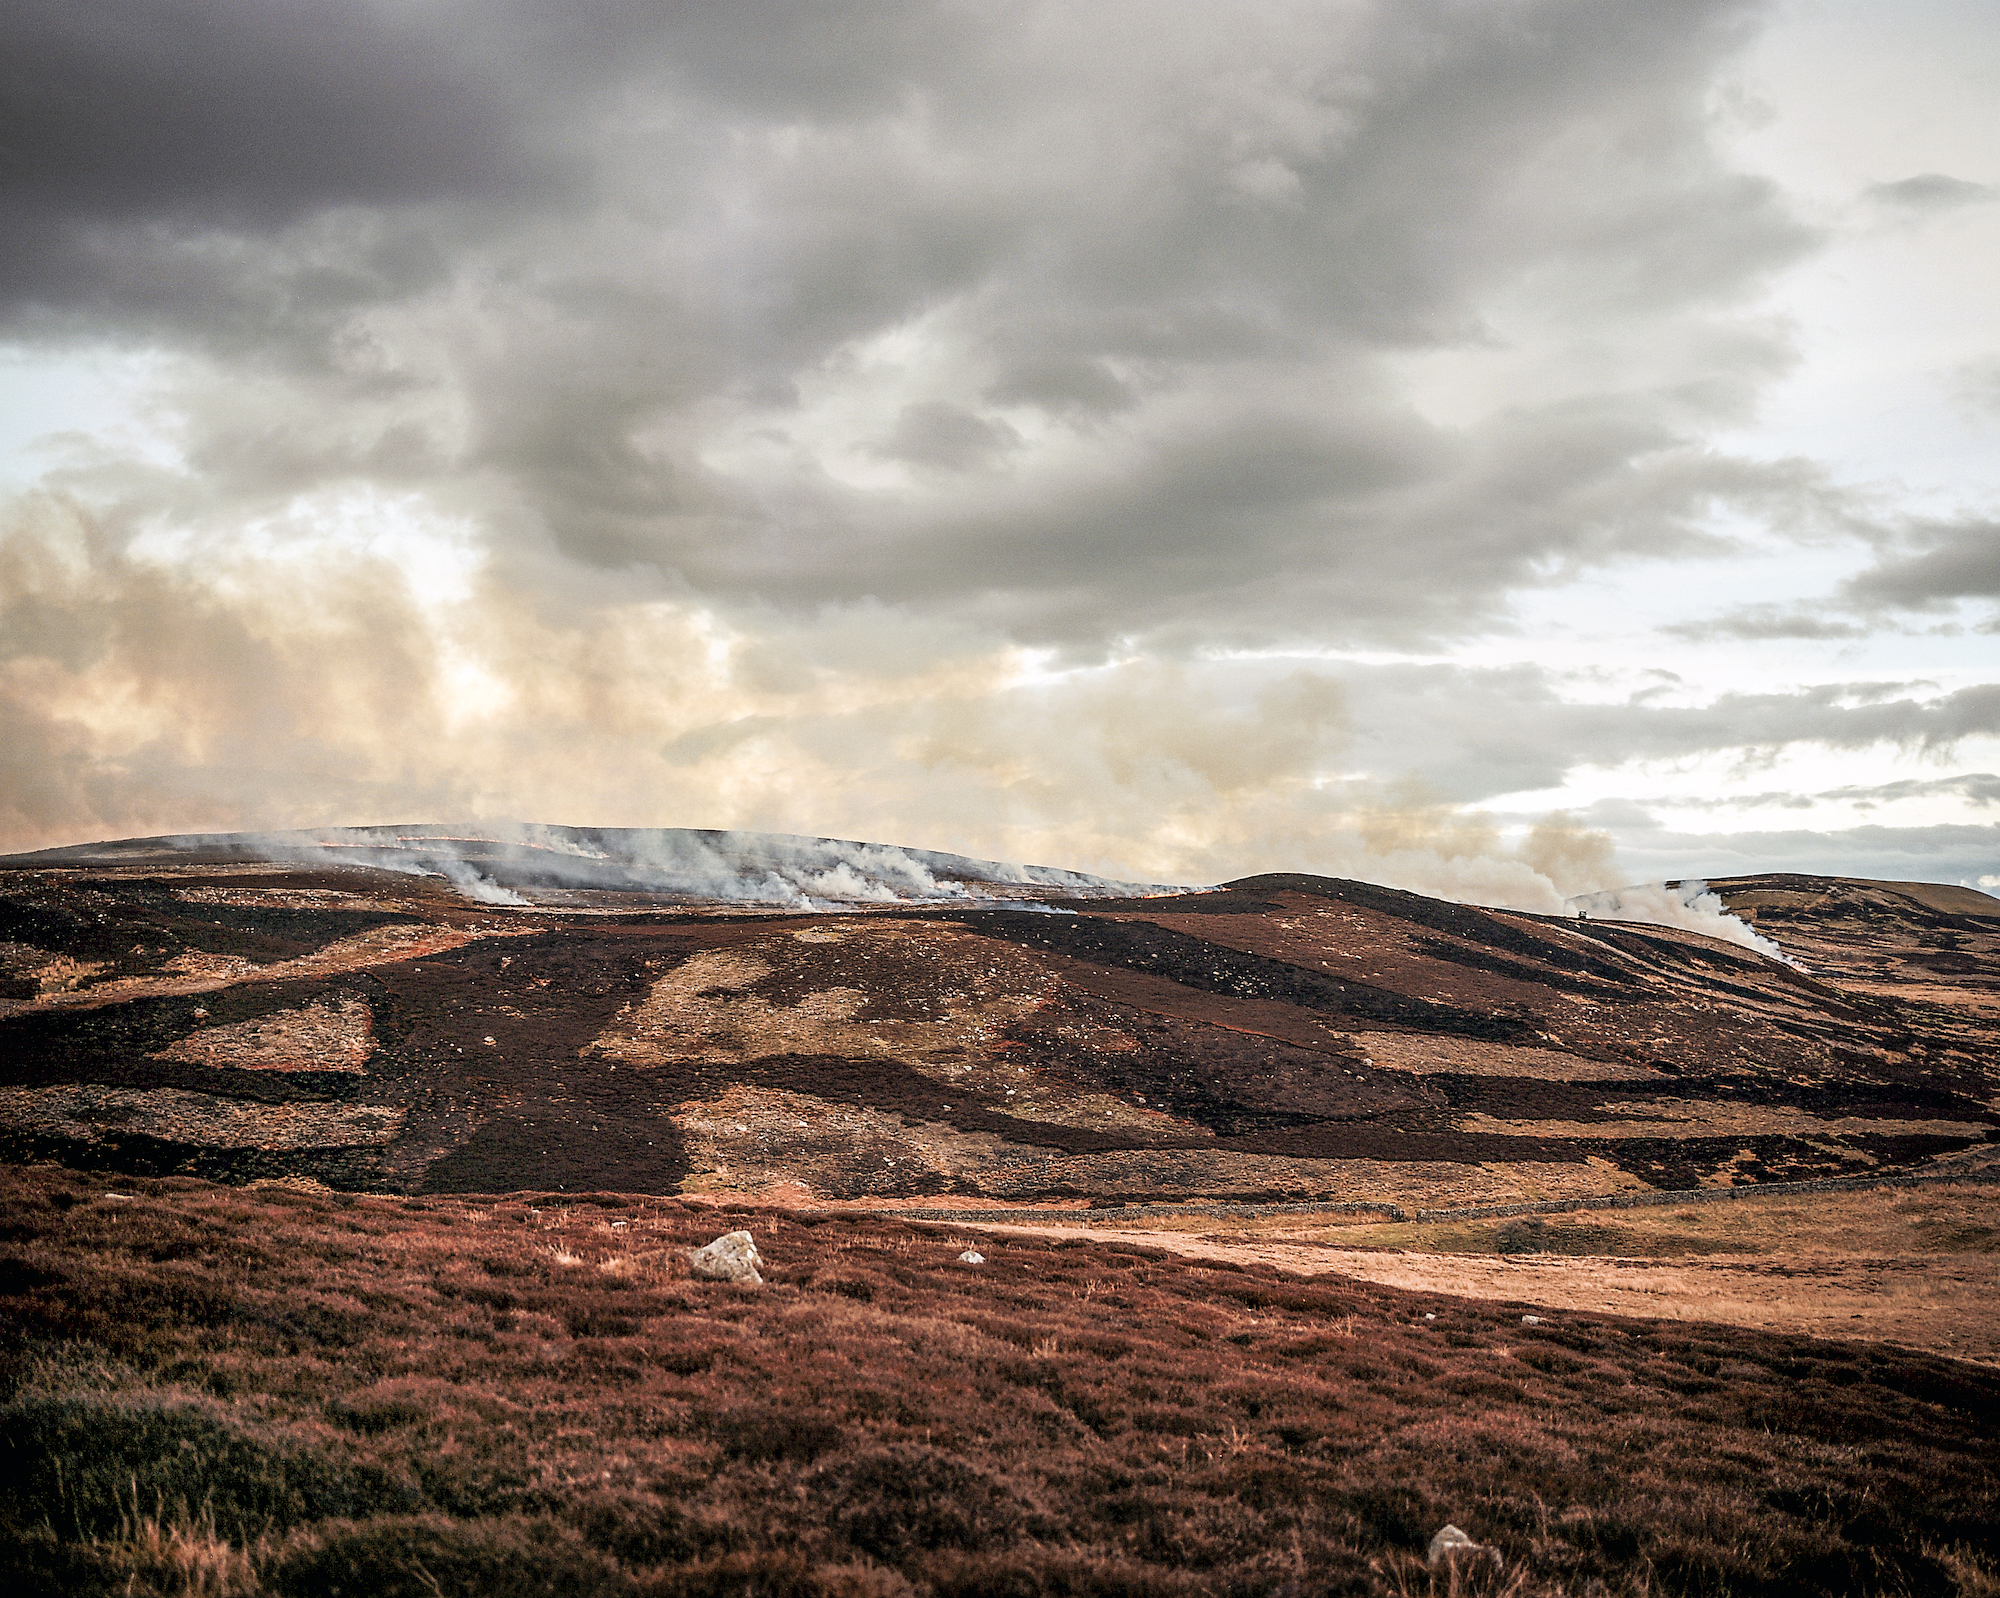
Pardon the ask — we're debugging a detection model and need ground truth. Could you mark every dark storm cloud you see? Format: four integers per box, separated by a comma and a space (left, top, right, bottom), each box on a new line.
0, 2, 538, 220
0, 0, 1824, 649
0, 0, 570, 337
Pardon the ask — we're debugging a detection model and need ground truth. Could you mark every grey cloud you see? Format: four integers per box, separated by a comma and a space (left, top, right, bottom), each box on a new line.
1614, 822, 2000, 890
1650, 774, 2000, 813
1667, 517, 2000, 638
680, 403, 1825, 655
1866, 173, 1997, 211
1841, 519, 2000, 610
1813, 773, 2000, 808
1336, 664, 2000, 804
984, 356, 1136, 416
1953, 357, 2000, 416
0, 3, 546, 224
1663, 606, 1870, 641
0, 0, 1830, 651
874, 401, 1022, 471
1570, 681, 2000, 760
1656, 790, 1818, 812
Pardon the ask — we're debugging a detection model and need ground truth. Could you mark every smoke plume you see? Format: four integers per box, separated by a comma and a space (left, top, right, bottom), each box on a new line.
1568, 880, 1794, 963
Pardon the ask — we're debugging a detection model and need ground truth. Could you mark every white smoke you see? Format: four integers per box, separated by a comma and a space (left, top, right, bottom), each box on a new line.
1567, 880, 1796, 965
429, 857, 532, 907
126, 823, 1188, 909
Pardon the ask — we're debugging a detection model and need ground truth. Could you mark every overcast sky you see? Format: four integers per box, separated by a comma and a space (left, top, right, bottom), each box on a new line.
1, 0, 1995, 903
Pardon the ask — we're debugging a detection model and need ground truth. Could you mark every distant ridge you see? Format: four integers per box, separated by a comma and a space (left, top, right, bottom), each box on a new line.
0, 822, 1192, 908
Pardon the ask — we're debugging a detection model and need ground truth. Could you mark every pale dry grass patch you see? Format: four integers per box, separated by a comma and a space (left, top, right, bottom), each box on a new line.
984, 1182, 2000, 1360
1381, 1548, 1540, 1598
1929, 1542, 2000, 1598
98, 1495, 269, 1598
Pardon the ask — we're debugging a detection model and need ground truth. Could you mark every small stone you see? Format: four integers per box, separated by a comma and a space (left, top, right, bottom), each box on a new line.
1429, 1524, 1503, 1570
958, 1250, 985, 1264
1521, 1314, 1542, 1325
1423, 1312, 1436, 1321
688, 1230, 764, 1284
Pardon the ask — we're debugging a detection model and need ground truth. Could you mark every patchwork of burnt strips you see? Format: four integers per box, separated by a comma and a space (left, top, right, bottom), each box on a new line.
1, 850, 1994, 1207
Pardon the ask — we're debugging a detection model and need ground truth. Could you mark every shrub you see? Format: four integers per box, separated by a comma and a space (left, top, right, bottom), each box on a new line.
0, 1394, 413, 1542
565, 1490, 741, 1565
269, 1514, 625, 1598
820, 1445, 1031, 1560
713, 1406, 846, 1464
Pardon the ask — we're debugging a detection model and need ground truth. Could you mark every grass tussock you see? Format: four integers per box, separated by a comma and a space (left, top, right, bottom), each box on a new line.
1, 1165, 1996, 1597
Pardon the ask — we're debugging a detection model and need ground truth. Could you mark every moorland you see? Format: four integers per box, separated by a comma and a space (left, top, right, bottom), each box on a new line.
3, 1166, 1998, 1598
2, 828, 1997, 1596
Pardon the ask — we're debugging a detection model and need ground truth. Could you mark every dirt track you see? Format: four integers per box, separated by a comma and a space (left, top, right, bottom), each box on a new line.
978, 1221, 2000, 1364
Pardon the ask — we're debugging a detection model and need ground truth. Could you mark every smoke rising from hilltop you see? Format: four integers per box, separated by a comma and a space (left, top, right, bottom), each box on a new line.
6, 489, 1995, 914
186, 823, 1177, 907
1569, 880, 1791, 962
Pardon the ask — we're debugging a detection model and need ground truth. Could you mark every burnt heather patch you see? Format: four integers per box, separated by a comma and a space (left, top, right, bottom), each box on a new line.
1, 1167, 1997, 1597
3, 863, 1995, 1203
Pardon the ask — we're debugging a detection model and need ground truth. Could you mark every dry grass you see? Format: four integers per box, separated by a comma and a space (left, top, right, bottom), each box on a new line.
2, 1166, 1997, 1597
983, 1184, 2000, 1362
98, 1498, 270, 1597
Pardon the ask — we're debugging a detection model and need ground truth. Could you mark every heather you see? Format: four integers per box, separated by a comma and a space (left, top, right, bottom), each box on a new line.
2, 1168, 1996, 1597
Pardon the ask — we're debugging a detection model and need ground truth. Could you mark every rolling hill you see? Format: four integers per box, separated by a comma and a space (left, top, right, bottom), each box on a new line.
2, 830, 1993, 1209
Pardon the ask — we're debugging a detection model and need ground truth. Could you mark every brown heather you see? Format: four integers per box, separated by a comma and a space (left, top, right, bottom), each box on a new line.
1, 1167, 1997, 1598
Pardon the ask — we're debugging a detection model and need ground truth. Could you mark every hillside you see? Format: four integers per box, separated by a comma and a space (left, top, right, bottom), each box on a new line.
5, 835, 1999, 1597
1, 833, 1994, 1208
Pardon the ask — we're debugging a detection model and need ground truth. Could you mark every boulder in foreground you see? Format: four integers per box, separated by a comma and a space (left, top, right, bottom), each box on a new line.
689, 1229, 764, 1283
1429, 1524, 1503, 1569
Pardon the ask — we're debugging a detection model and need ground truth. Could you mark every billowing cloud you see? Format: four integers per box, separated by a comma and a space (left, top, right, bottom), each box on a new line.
0, 0, 1995, 895
1, 0, 1822, 641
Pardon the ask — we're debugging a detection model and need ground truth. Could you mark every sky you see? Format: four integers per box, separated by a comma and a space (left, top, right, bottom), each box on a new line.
0, 0, 1996, 905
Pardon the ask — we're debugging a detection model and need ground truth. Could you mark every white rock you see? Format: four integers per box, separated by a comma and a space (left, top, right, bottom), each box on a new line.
1429, 1524, 1502, 1569
688, 1230, 764, 1284
957, 1250, 985, 1264
1520, 1314, 1542, 1325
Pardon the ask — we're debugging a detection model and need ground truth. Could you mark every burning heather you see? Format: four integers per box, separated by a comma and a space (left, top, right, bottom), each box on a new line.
1, 824, 1189, 911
